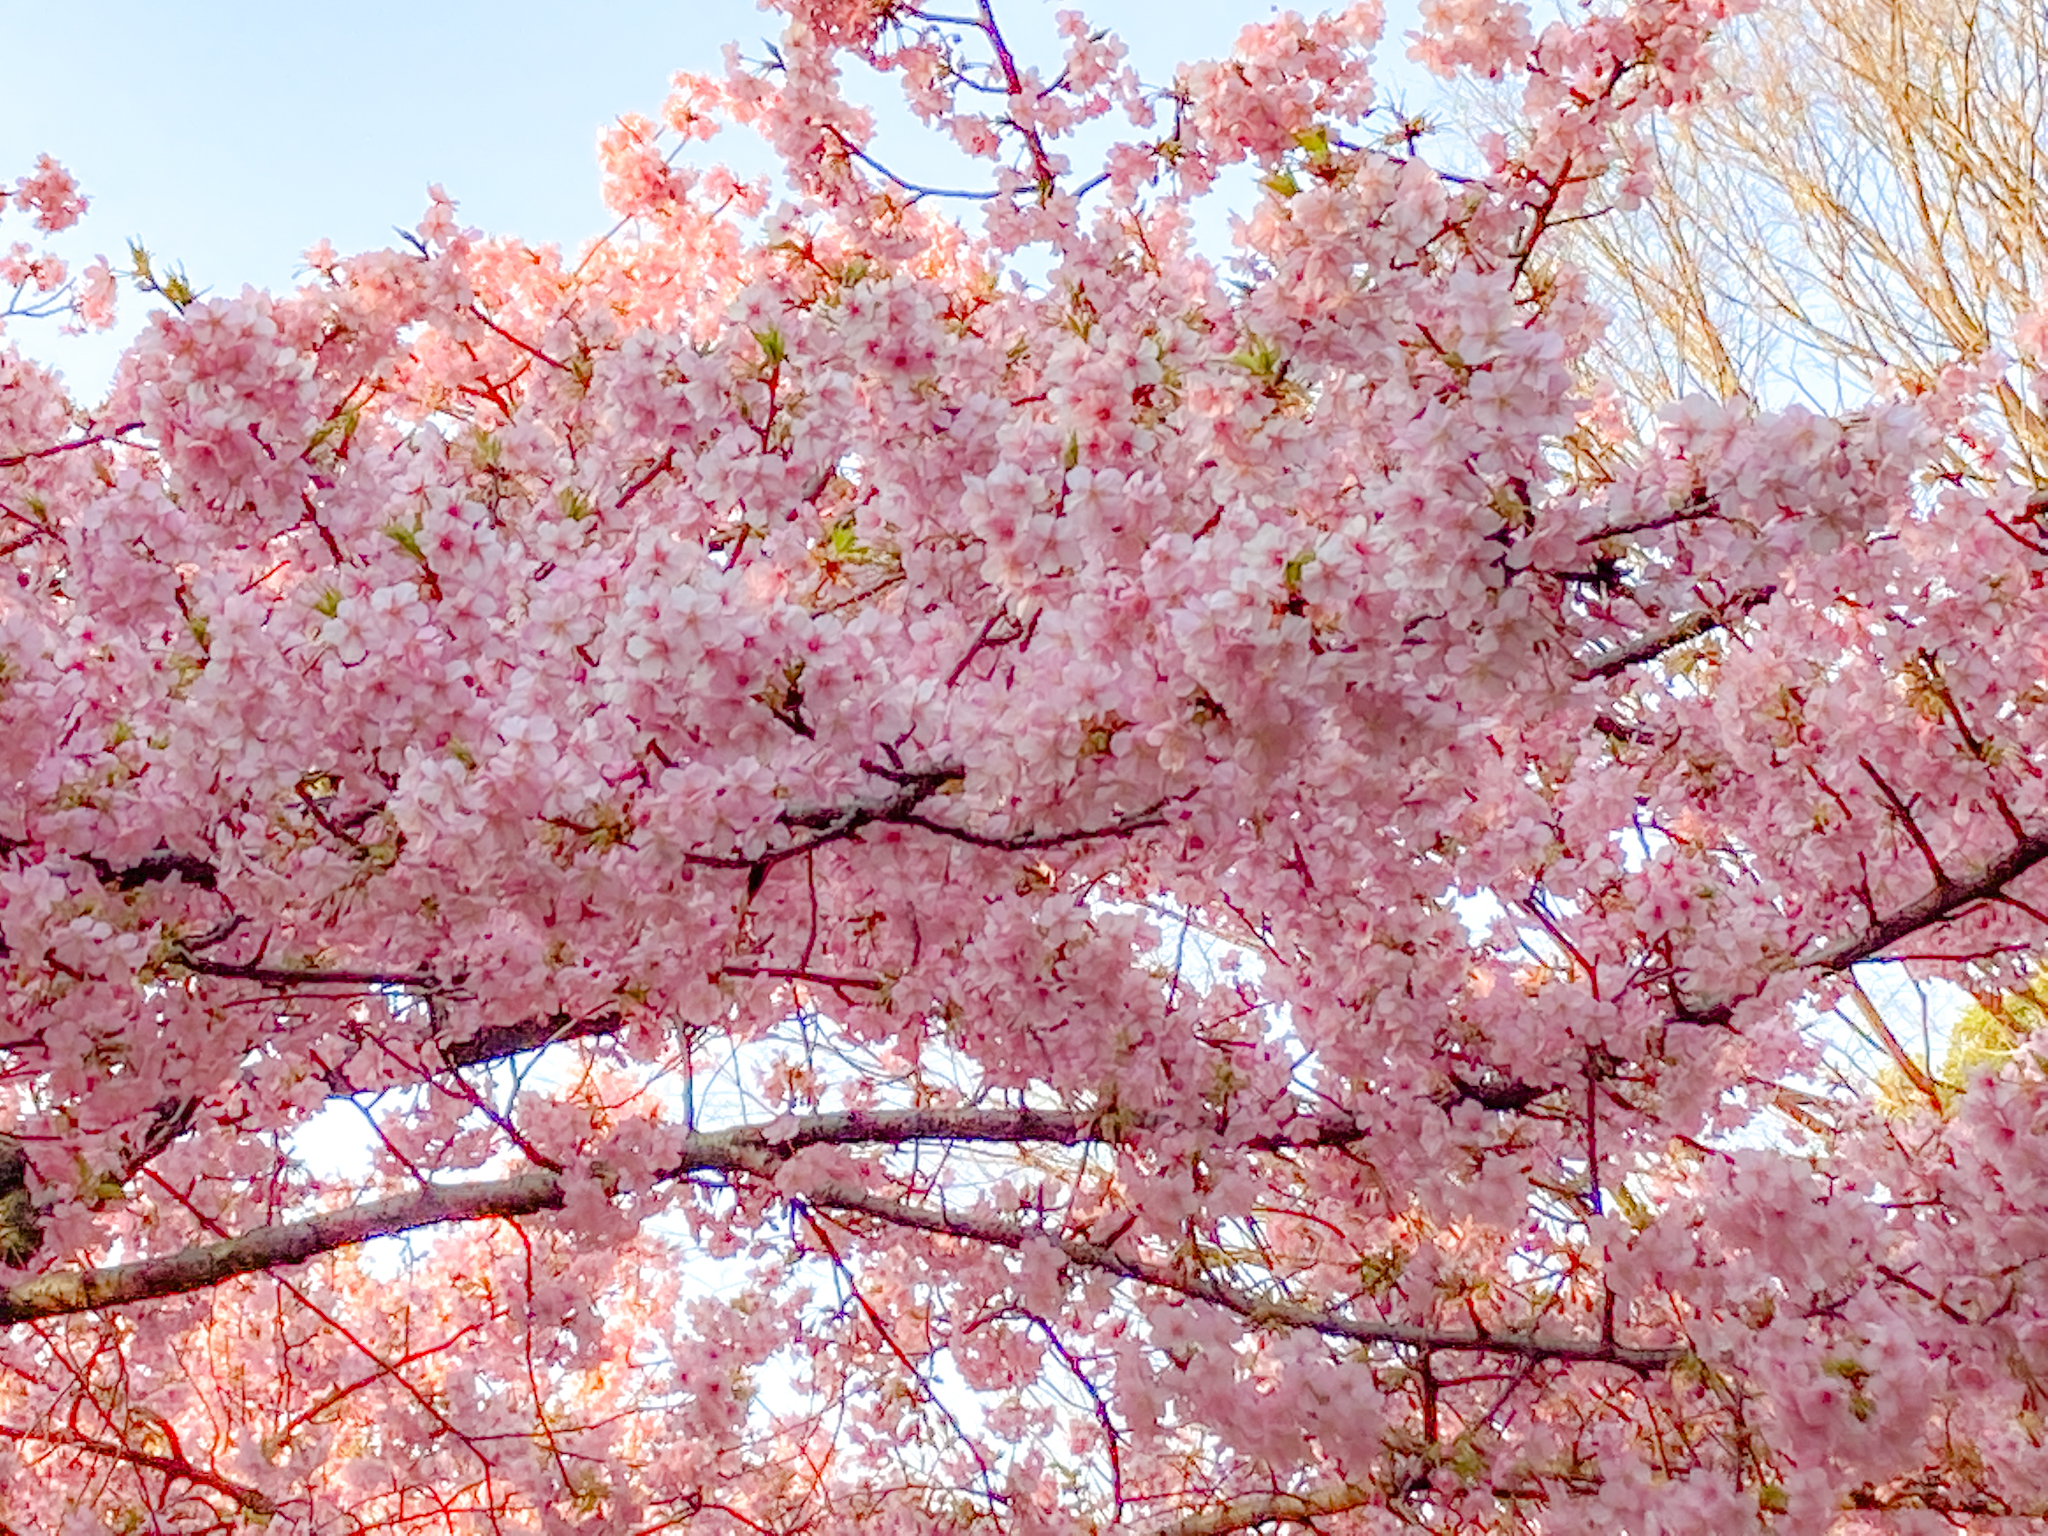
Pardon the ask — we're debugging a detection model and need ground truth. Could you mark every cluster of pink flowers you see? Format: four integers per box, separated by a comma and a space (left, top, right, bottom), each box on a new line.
0, 0, 2045, 1530
10, 153, 86, 233
0, 156, 116, 333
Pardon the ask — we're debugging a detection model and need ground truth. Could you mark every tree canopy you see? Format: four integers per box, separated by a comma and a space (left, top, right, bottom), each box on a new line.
2, 0, 2048, 1529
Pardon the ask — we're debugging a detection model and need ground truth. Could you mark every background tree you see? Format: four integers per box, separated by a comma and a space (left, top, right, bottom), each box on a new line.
1557, 0, 2048, 472
3, 0, 2048, 1531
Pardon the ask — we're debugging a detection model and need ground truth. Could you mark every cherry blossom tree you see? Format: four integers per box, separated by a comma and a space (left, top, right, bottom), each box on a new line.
3, 0, 2048, 1529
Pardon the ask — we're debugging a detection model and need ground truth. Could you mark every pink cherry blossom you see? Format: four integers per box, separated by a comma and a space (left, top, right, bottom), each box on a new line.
10, 153, 86, 232
0, 1, 2045, 1531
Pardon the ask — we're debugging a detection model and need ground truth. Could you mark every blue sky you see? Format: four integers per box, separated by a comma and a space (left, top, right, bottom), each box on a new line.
2, 0, 1437, 399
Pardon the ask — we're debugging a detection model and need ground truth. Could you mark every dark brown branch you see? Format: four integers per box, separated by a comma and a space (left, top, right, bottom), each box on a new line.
1572, 587, 1775, 680
1577, 486, 1716, 544
77, 849, 218, 892
440, 1010, 624, 1070
1657, 823, 2048, 1024
893, 803, 1170, 851
296, 781, 369, 854
1844, 1486, 2048, 1519
686, 763, 965, 873
688, 763, 1166, 883
169, 953, 434, 990
718, 963, 885, 991
1441, 1072, 1552, 1114
1591, 711, 1660, 746
1812, 826, 2048, 971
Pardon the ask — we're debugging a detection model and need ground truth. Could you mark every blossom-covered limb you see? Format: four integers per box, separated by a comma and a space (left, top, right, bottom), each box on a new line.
1572, 585, 1777, 679
798, 1181, 1688, 1369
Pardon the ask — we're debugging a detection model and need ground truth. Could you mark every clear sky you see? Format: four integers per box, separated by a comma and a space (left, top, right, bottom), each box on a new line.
1, 0, 1436, 399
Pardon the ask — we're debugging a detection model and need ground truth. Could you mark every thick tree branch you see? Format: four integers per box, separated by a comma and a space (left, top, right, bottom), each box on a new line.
1143, 1483, 1379, 1536
1813, 826, 2048, 970
0, 1174, 562, 1325
1572, 586, 1776, 680
78, 849, 218, 891
439, 1010, 624, 1069
0, 1128, 1682, 1370
0, 1105, 1374, 1329
801, 1180, 1684, 1369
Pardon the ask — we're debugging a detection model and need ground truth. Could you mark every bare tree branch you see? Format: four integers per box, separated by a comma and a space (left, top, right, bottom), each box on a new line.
0, 1127, 1684, 1369
0, 423, 146, 469
169, 953, 435, 990
439, 1010, 624, 1069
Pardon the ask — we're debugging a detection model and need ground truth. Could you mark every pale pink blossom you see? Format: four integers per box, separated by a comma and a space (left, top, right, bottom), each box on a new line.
11, 153, 86, 232
0, 0, 2036, 1529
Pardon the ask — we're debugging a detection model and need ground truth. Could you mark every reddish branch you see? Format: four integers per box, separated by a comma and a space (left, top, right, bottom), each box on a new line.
464, 303, 569, 371
0, 1424, 278, 1515
0, 422, 145, 469
974, 0, 1060, 192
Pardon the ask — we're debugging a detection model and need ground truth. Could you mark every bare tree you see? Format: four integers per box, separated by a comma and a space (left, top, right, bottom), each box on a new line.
1558, 0, 2048, 479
